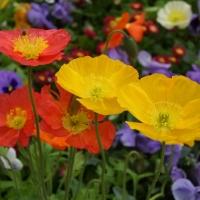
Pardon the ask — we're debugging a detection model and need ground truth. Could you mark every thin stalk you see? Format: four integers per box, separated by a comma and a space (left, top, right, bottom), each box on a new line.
103, 30, 129, 55
73, 152, 88, 200
26, 146, 42, 199
84, 179, 101, 199
94, 113, 107, 200
149, 178, 168, 200
166, 145, 174, 172
122, 151, 140, 200
27, 66, 47, 200
146, 142, 166, 200
0, 154, 20, 196
63, 147, 76, 200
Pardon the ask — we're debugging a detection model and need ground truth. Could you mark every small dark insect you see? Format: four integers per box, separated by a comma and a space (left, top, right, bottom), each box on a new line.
22, 30, 27, 36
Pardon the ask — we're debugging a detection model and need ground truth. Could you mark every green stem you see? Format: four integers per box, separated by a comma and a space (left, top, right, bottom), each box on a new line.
149, 178, 168, 200
26, 146, 42, 199
73, 152, 88, 200
27, 66, 47, 200
103, 30, 129, 55
0, 154, 20, 196
44, 151, 62, 183
146, 142, 166, 200
122, 151, 140, 200
94, 113, 107, 200
85, 179, 101, 199
63, 147, 76, 200
166, 145, 174, 172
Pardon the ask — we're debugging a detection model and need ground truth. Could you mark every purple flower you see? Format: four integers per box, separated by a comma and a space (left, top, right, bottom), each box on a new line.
27, 3, 57, 29
137, 50, 173, 77
107, 47, 129, 65
171, 166, 187, 181
186, 51, 200, 84
165, 145, 182, 169
135, 133, 161, 154
52, 0, 75, 23
113, 123, 135, 148
172, 178, 200, 200
0, 70, 23, 94
188, 163, 200, 187
188, 0, 200, 35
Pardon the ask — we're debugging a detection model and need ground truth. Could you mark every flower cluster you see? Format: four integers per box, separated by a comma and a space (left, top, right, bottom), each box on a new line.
0, 0, 200, 199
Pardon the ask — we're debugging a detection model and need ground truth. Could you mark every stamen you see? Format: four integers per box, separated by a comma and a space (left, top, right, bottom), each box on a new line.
6, 107, 27, 130
13, 34, 48, 60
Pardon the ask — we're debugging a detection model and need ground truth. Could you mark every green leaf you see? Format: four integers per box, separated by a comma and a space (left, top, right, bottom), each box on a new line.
112, 186, 136, 200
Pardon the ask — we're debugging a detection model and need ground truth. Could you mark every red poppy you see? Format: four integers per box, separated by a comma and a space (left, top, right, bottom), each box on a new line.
38, 83, 116, 154
0, 86, 39, 147
33, 129, 70, 150
0, 28, 71, 66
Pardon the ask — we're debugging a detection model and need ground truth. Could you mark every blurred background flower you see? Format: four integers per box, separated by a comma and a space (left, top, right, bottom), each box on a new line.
0, 70, 23, 94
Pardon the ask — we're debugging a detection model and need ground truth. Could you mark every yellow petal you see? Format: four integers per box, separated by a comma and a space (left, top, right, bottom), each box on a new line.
126, 121, 176, 142
167, 76, 200, 106
138, 74, 170, 102
67, 55, 128, 77
77, 97, 125, 115
169, 129, 197, 146
117, 83, 152, 124
110, 65, 138, 88
55, 64, 87, 98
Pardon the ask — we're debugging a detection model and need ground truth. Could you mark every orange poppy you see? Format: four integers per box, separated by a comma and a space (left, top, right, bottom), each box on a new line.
38, 83, 116, 154
33, 129, 70, 150
101, 12, 130, 51
0, 28, 71, 66
0, 86, 40, 147
125, 12, 146, 42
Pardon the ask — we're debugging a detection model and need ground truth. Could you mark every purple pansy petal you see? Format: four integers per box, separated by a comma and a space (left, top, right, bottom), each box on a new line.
137, 50, 152, 67
191, 64, 199, 71
171, 166, 187, 181
136, 133, 161, 154
172, 179, 196, 200
186, 71, 200, 84
107, 47, 129, 64
148, 61, 171, 69
52, 4, 67, 19
188, 164, 200, 186
113, 123, 135, 147
165, 145, 182, 169
0, 70, 23, 94
27, 2, 56, 29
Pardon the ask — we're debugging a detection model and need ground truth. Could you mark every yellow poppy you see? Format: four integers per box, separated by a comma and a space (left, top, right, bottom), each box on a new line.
56, 55, 138, 115
117, 74, 200, 146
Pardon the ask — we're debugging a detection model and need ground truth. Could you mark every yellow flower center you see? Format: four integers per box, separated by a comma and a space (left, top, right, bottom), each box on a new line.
13, 34, 48, 60
148, 100, 183, 133
6, 107, 27, 130
62, 110, 91, 135
84, 73, 115, 102
168, 11, 186, 23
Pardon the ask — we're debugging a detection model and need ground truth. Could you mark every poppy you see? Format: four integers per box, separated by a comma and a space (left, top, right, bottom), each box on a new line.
0, 28, 71, 66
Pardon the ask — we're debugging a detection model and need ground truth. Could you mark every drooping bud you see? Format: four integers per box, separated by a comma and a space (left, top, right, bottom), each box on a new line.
123, 36, 138, 63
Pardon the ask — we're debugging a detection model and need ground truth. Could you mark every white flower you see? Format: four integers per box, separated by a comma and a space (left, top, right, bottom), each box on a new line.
156, 1, 192, 29
0, 148, 23, 171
